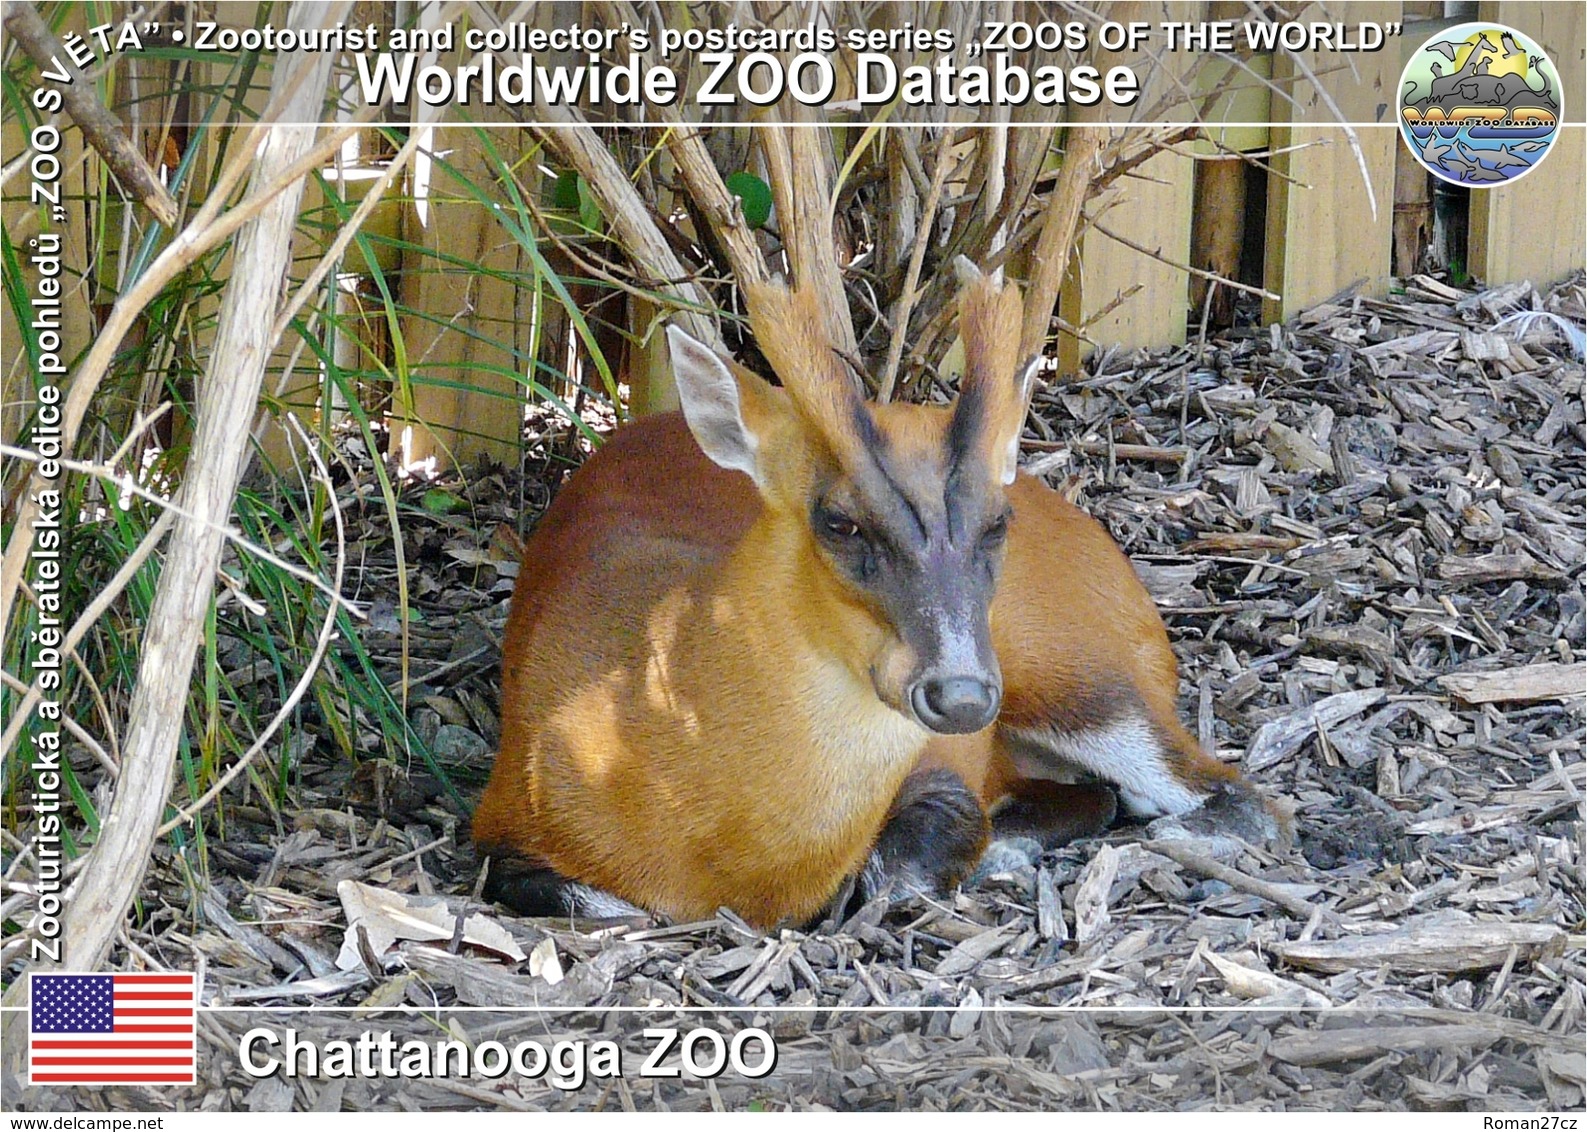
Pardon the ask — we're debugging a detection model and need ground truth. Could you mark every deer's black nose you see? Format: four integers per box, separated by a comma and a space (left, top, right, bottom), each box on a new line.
911, 675, 1000, 734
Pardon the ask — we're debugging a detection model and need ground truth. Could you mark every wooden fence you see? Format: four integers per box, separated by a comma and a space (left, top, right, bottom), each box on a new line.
365, 2, 1584, 470
3, 2, 1581, 473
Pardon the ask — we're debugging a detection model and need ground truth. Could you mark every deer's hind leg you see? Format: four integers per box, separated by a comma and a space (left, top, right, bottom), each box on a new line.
996, 702, 1285, 847
993, 474, 1285, 844
478, 848, 648, 920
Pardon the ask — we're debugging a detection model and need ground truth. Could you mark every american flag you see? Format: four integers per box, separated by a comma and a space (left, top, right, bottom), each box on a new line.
29, 972, 197, 1086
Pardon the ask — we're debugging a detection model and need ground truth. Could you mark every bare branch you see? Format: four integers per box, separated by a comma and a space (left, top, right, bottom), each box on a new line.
1020, 127, 1105, 360
1091, 219, 1280, 301
878, 129, 955, 403
530, 112, 718, 347
0, 114, 367, 640
157, 416, 347, 837
1, 2, 179, 225
56, 2, 345, 974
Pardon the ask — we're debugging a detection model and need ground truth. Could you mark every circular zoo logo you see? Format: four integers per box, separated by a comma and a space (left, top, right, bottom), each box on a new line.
1398, 21, 1562, 187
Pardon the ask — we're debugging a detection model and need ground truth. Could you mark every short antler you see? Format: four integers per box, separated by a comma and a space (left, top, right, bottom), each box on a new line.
743, 280, 874, 462
956, 262, 1024, 393
951, 264, 1038, 486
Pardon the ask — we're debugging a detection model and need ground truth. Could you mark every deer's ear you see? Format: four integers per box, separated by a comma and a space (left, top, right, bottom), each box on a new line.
668, 326, 765, 485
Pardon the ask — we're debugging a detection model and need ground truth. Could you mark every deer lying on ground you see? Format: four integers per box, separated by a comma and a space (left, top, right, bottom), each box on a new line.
472, 270, 1279, 928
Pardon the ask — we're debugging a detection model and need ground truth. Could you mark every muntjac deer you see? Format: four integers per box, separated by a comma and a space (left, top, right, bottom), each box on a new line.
472, 271, 1279, 929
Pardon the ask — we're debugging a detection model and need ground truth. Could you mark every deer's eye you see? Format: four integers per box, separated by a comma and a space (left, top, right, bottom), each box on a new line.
821, 511, 863, 541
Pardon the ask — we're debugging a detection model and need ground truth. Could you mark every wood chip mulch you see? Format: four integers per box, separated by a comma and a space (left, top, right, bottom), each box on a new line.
6, 272, 1583, 1112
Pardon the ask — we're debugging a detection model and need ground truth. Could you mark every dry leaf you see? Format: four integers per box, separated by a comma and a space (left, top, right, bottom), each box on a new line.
529, 936, 564, 985
335, 880, 527, 970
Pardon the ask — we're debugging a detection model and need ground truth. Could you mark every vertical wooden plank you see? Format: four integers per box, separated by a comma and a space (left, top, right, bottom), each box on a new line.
253, 1, 395, 470
525, 1, 639, 432
1392, 147, 1434, 278
393, 133, 525, 473
1468, 2, 1585, 287
1058, 146, 1196, 373
389, 2, 525, 474
1264, 1, 1402, 322
1469, 127, 1585, 287
239, 1, 345, 470
249, 172, 334, 468
1190, 157, 1249, 327
1188, 34, 1270, 330
1055, 1, 1202, 370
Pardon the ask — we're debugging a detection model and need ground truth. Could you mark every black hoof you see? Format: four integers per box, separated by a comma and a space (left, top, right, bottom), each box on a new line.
860, 768, 991, 903
479, 851, 581, 916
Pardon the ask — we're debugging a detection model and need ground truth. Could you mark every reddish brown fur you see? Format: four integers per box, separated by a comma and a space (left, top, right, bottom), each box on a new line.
474, 410, 918, 927
473, 416, 1237, 928
474, 275, 1258, 929
995, 477, 1242, 794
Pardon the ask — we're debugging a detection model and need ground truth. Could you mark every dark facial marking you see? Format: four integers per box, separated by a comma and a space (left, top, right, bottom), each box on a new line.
812, 498, 884, 583
869, 458, 928, 544
811, 401, 1010, 729
812, 410, 928, 554
943, 380, 1001, 544
944, 373, 989, 474
847, 395, 885, 453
